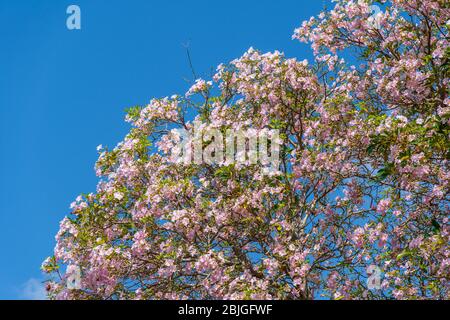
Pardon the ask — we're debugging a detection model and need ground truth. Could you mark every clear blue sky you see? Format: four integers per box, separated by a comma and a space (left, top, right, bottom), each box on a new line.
0, 0, 327, 299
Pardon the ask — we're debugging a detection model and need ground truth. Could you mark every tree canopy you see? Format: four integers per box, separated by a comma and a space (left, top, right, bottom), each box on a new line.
43, 0, 449, 300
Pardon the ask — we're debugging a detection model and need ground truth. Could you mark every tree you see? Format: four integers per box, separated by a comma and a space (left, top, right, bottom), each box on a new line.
43, 0, 449, 300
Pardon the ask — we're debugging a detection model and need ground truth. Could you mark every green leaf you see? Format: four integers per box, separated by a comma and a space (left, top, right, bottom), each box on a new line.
431, 219, 441, 233
396, 250, 412, 260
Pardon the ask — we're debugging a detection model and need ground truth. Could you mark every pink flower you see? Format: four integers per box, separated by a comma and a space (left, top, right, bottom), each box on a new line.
377, 199, 391, 214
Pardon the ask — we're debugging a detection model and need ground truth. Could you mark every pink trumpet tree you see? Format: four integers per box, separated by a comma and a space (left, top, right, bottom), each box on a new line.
43, 0, 449, 300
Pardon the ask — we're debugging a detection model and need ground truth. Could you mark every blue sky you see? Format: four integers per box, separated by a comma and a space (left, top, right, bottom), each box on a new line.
0, 0, 327, 299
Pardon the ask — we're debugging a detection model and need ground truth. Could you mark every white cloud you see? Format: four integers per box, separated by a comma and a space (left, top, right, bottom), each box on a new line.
19, 278, 47, 300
